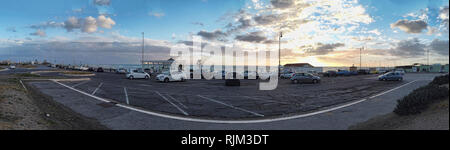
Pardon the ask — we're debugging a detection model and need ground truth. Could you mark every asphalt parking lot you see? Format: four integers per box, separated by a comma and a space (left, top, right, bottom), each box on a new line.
29, 71, 419, 120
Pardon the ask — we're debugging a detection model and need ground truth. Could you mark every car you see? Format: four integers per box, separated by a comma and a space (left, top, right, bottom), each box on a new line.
126, 69, 150, 80
369, 70, 379, 74
80, 66, 89, 71
291, 73, 321, 84
394, 70, 405, 75
280, 72, 295, 79
243, 71, 258, 79
116, 68, 128, 74
323, 70, 337, 77
96, 67, 104, 72
357, 69, 370, 75
9, 65, 16, 69
337, 70, 351, 76
378, 72, 403, 81
156, 71, 187, 82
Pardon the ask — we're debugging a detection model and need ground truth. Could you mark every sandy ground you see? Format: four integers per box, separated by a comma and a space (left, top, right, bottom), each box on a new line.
0, 75, 107, 130
350, 98, 449, 130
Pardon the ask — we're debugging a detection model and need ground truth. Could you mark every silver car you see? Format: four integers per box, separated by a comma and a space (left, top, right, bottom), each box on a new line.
291, 73, 321, 84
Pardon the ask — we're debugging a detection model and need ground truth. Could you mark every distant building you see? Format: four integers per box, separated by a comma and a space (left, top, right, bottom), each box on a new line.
283, 63, 323, 73
395, 63, 449, 73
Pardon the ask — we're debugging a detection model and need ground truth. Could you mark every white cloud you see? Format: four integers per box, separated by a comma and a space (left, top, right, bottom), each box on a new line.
97, 15, 116, 29
30, 29, 46, 37
148, 12, 165, 18
390, 19, 428, 34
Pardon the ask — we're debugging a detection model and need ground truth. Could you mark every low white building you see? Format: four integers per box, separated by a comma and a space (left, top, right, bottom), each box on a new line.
283, 63, 323, 74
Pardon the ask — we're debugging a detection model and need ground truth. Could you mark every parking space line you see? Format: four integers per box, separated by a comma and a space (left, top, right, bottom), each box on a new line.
166, 94, 188, 109
124, 87, 130, 105
155, 91, 189, 116
92, 82, 103, 95
242, 96, 290, 105
197, 95, 265, 117
53, 78, 421, 124
72, 80, 89, 88
19, 80, 27, 92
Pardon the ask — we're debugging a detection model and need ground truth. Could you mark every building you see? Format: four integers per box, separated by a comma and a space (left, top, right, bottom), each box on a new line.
395, 63, 449, 73
283, 63, 323, 73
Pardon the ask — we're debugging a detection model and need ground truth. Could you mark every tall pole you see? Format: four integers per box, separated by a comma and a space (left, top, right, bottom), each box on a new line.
142, 32, 145, 70
427, 48, 429, 72
278, 31, 282, 76
359, 47, 362, 69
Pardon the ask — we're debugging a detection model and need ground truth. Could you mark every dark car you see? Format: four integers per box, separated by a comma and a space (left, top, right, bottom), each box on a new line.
357, 69, 369, 75
323, 71, 337, 77
337, 70, 351, 76
291, 73, 321, 84
96, 67, 104, 72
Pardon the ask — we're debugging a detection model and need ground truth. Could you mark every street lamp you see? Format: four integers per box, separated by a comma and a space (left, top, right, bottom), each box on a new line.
278, 31, 283, 76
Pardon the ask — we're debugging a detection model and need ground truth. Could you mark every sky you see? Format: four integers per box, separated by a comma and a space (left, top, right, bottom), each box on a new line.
0, 0, 448, 67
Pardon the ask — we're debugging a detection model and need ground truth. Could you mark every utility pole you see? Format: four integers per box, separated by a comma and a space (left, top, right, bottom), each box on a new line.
427, 48, 429, 72
359, 46, 364, 70
278, 31, 283, 76
142, 32, 145, 70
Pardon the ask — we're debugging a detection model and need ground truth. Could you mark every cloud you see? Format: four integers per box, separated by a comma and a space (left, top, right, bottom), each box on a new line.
270, 0, 294, 9
390, 19, 428, 33
429, 39, 449, 55
234, 31, 276, 43
62, 16, 116, 33
197, 30, 227, 41
82, 16, 98, 33
64, 17, 82, 32
388, 38, 426, 58
30, 21, 64, 29
97, 15, 116, 29
301, 43, 345, 56
192, 22, 204, 26
6, 27, 17, 32
94, 0, 111, 6
439, 6, 449, 29
30, 29, 46, 37
148, 12, 165, 18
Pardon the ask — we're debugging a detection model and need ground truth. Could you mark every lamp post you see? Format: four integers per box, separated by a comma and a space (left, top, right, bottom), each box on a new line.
142, 32, 145, 70
278, 31, 283, 77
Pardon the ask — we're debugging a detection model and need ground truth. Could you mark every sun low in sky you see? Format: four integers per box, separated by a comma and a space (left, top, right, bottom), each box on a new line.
0, 0, 448, 67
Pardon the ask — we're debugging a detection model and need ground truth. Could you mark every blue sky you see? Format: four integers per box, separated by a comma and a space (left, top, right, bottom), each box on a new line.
1, 0, 449, 66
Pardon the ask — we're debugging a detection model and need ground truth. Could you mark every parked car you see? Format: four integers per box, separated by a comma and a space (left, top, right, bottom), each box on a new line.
378, 72, 403, 81
9, 65, 16, 69
126, 69, 150, 80
80, 66, 89, 71
357, 69, 370, 75
291, 73, 321, 84
369, 70, 379, 74
96, 67, 104, 72
280, 71, 295, 79
156, 71, 187, 82
243, 71, 258, 79
337, 70, 351, 76
323, 70, 337, 77
394, 70, 405, 75
116, 68, 128, 74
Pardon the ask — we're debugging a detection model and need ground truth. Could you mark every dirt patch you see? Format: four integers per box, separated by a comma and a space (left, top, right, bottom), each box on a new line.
350, 98, 449, 130
0, 75, 108, 130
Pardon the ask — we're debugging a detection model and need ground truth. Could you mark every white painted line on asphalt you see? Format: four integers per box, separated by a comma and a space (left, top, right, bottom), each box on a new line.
155, 91, 189, 116
53, 78, 421, 124
72, 80, 90, 88
369, 80, 417, 99
124, 87, 130, 105
243, 96, 290, 105
19, 80, 27, 92
91, 82, 103, 95
0, 68, 9, 72
53, 80, 110, 103
197, 95, 264, 117
166, 94, 188, 109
